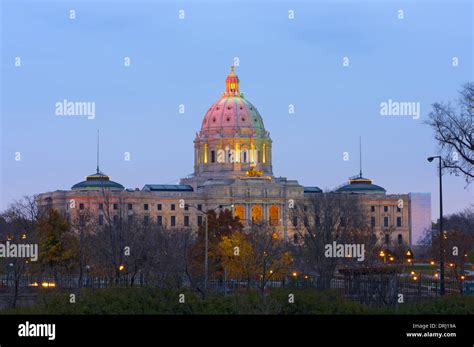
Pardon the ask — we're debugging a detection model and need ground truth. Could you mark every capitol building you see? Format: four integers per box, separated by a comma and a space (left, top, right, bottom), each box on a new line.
38, 67, 431, 246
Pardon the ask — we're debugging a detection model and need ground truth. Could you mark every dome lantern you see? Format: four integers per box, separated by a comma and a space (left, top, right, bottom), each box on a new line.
225, 66, 240, 96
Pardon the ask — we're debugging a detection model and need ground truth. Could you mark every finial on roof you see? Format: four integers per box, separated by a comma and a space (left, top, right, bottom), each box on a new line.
97, 130, 100, 174
359, 136, 362, 178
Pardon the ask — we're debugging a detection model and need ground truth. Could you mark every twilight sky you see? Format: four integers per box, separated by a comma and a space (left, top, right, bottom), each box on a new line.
1, 0, 473, 220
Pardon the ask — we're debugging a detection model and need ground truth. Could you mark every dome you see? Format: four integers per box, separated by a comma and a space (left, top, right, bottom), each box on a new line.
192, 66, 273, 180
200, 97, 267, 139
72, 169, 124, 191
335, 175, 386, 194
199, 66, 268, 139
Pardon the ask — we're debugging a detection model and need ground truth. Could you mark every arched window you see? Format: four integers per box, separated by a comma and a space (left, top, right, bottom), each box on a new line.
234, 205, 245, 221
211, 150, 215, 163
242, 150, 248, 163
384, 234, 390, 244
397, 234, 403, 245
251, 205, 262, 223
269, 205, 279, 226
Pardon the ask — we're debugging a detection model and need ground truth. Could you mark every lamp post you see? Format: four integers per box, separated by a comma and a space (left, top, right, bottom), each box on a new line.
427, 155, 445, 296
185, 203, 234, 296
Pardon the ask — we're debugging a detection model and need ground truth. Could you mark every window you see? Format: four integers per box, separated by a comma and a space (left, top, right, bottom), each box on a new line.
99, 203, 103, 210
98, 215, 104, 226
397, 234, 403, 245
184, 216, 189, 227
292, 216, 298, 227
144, 215, 149, 225
157, 216, 163, 226
384, 234, 390, 244
113, 203, 118, 210
184, 204, 189, 211
197, 215, 203, 226
211, 150, 215, 163
171, 216, 176, 227
397, 206, 401, 212
128, 215, 133, 224
157, 204, 162, 211
171, 204, 176, 211
383, 217, 389, 227
198, 204, 202, 211
79, 203, 84, 210
144, 204, 149, 211
383, 206, 388, 212
128, 204, 133, 210
397, 217, 402, 228
370, 206, 375, 212
371, 217, 376, 228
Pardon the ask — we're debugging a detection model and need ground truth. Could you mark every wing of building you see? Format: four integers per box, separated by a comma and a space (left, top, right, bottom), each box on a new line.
37, 67, 431, 246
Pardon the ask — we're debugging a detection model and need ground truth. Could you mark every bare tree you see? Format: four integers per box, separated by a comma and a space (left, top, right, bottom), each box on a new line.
291, 192, 369, 289
425, 206, 474, 291
426, 82, 474, 184
0, 196, 41, 307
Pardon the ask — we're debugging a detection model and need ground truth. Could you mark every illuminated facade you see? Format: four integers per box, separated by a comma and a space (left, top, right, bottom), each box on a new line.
37, 67, 430, 246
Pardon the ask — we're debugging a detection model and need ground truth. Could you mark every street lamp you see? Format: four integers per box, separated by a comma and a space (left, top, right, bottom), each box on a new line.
427, 155, 445, 296
185, 203, 234, 296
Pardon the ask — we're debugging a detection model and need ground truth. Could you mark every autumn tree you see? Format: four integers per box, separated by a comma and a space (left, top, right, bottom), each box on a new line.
218, 231, 256, 288
37, 209, 78, 281
248, 223, 292, 297
187, 209, 243, 292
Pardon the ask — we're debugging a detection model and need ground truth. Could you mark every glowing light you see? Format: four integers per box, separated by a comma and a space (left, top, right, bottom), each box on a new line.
21, 234, 27, 240
410, 271, 416, 276
41, 282, 56, 288
407, 259, 412, 263
413, 276, 418, 281
29, 282, 39, 287
304, 275, 309, 279
269, 270, 273, 274
449, 263, 454, 267
430, 261, 435, 265
406, 250, 411, 256
460, 275, 465, 281
379, 251, 385, 257
389, 256, 394, 262
292, 272, 297, 277
118, 265, 125, 271
434, 273, 439, 278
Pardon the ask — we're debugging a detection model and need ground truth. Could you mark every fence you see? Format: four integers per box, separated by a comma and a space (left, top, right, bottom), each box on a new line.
0, 274, 471, 307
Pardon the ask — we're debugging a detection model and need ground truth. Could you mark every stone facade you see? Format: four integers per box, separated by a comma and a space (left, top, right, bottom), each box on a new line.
37, 67, 429, 246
